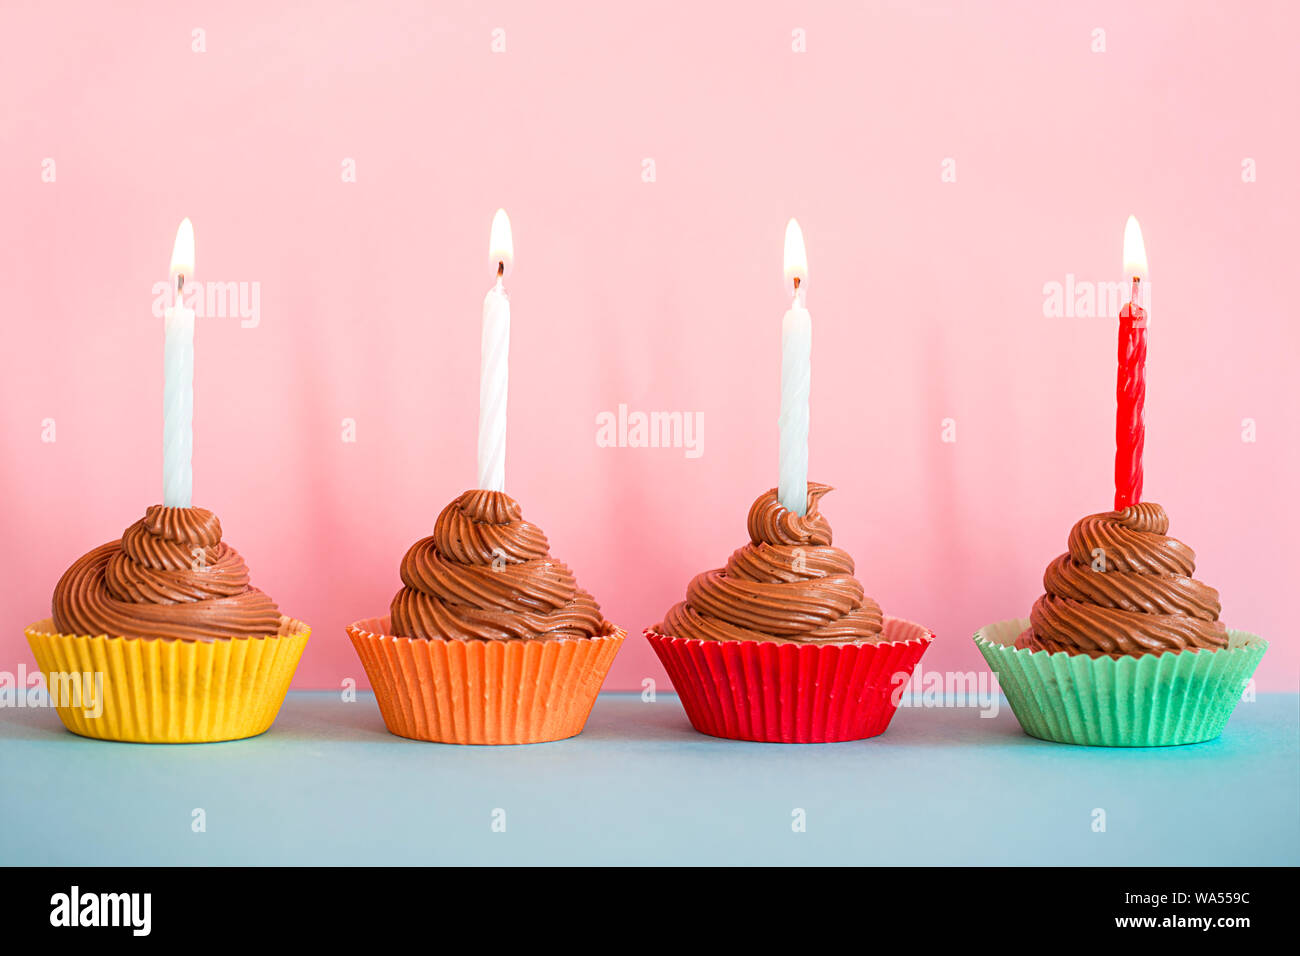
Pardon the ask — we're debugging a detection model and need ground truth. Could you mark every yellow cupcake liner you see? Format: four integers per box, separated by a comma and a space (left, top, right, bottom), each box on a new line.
24, 615, 310, 743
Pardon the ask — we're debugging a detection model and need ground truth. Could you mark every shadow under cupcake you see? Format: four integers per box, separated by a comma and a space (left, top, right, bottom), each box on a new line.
646, 483, 934, 743
975, 503, 1266, 747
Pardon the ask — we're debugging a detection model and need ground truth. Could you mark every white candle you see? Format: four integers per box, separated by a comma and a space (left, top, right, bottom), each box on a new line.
163, 218, 195, 508
778, 218, 811, 516
477, 209, 513, 491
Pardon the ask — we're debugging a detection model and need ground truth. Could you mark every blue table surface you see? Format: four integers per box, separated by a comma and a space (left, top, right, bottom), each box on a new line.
2, 692, 1297, 866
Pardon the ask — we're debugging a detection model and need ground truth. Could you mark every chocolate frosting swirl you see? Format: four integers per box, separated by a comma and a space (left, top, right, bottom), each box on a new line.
389, 490, 613, 641
1017, 502, 1228, 658
51, 506, 282, 641
656, 483, 885, 644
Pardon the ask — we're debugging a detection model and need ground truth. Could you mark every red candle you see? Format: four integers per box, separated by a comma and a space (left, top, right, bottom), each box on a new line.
1114, 216, 1149, 511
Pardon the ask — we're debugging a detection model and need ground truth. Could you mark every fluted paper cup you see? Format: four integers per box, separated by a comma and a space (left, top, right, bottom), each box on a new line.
24, 615, 310, 743
974, 617, 1267, 747
346, 616, 626, 745
645, 616, 934, 743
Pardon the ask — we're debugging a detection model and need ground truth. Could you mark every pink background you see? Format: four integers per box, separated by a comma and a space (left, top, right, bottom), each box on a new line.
3, 1, 1297, 691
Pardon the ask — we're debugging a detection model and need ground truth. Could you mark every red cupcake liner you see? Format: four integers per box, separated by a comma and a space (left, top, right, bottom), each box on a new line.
645, 617, 934, 743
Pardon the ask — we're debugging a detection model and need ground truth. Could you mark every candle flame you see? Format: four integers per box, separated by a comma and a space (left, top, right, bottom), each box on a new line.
489, 208, 514, 279
1123, 215, 1148, 279
169, 218, 195, 282
783, 218, 808, 291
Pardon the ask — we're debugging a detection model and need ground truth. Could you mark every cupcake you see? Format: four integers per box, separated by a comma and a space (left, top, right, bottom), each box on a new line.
645, 483, 933, 743
25, 505, 310, 743
347, 489, 625, 745
975, 503, 1266, 746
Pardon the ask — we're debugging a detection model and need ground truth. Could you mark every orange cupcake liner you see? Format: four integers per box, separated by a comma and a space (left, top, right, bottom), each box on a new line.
346, 615, 626, 745
24, 615, 310, 743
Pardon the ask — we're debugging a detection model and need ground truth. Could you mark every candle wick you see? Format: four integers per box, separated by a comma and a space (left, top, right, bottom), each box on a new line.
792, 276, 801, 291
1130, 276, 1141, 307
175, 274, 185, 304
497, 261, 504, 277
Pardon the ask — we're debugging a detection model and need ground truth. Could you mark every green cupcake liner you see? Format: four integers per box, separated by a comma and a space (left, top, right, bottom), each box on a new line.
974, 618, 1267, 747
